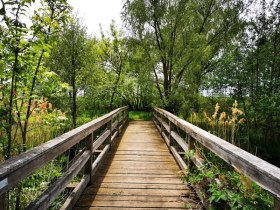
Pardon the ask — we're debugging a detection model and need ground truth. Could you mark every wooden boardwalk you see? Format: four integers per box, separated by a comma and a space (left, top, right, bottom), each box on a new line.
75, 121, 202, 209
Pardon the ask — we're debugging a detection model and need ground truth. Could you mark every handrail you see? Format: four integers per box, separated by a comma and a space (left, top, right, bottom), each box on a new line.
0, 106, 129, 210
153, 107, 280, 208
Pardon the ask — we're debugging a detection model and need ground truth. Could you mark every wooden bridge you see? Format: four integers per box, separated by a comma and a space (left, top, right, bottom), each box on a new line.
0, 107, 280, 209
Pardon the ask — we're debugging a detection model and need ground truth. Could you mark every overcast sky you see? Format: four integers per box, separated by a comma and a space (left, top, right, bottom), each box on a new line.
68, 0, 123, 37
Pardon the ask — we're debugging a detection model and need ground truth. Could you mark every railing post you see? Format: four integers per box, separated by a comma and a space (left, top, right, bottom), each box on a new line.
187, 135, 195, 169
0, 193, 6, 210
108, 119, 112, 148
117, 113, 120, 136
168, 120, 172, 151
124, 109, 128, 128
85, 133, 93, 184
160, 113, 163, 135
274, 197, 280, 210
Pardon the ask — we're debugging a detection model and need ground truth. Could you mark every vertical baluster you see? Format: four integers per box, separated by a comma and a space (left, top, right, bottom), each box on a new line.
0, 193, 6, 210
168, 120, 172, 151
187, 135, 195, 169
160, 113, 163, 136
108, 119, 112, 148
274, 197, 280, 210
117, 113, 120, 136
85, 133, 93, 184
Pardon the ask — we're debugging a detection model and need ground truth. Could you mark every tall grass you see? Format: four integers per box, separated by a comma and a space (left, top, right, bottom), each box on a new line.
185, 101, 273, 209
190, 100, 246, 146
1, 98, 101, 209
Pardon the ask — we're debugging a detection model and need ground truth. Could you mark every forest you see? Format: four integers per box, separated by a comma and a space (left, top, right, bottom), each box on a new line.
0, 0, 279, 209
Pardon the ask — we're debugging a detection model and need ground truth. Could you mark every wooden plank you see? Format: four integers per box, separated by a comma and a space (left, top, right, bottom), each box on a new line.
89, 183, 189, 190
76, 121, 201, 209
93, 130, 110, 152
76, 199, 188, 208
111, 150, 170, 156
101, 162, 179, 170
0, 193, 5, 210
97, 168, 178, 175
170, 146, 187, 170
78, 194, 191, 202
111, 120, 118, 131
111, 130, 118, 143
85, 134, 93, 180
83, 188, 191, 196
105, 155, 174, 162
0, 107, 128, 196
275, 197, 280, 210
92, 145, 110, 176
26, 150, 91, 210
161, 132, 170, 146
92, 176, 183, 184
95, 174, 178, 178
171, 131, 188, 151
161, 120, 169, 132
155, 107, 280, 198
61, 174, 90, 210
74, 207, 188, 210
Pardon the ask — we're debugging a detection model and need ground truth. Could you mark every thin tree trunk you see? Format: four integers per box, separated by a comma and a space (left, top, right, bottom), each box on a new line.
72, 75, 77, 128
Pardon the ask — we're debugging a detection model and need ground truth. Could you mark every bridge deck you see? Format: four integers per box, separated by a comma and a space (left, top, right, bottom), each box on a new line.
74, 121, 201, 209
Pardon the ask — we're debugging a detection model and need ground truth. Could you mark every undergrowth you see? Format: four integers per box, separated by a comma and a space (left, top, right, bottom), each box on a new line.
184, 101, 274, 209
129, 111, 152, 121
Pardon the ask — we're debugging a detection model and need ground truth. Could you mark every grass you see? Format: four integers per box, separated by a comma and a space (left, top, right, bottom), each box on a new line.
129, 111, 153, 121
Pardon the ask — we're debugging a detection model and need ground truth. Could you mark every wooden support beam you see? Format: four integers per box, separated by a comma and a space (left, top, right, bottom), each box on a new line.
0, 193, 6, 210
171, 131, 188, 151
61, 174, 90, 210
85, 134, 93, 183
170, 146, 187, 170
275, 197, 280, 210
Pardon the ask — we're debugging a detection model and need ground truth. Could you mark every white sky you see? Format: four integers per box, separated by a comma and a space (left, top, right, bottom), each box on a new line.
68, 0, 123, 37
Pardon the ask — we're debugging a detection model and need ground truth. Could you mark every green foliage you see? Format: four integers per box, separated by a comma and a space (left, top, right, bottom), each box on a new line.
184, 149, 273, 209
8, 155, 68, 209
129, 111, 152, 121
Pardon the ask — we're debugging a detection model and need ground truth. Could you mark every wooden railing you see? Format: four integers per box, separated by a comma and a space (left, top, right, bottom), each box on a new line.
153, 107, 280, 209
0, 107, 128, 210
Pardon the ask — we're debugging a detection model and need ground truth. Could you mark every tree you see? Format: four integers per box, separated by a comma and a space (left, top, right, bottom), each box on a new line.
99, 23, 129, 109
205, 0, 280, 162
123, 0, 244, 112
0, 0, 70, 158
48, 16, 88, 128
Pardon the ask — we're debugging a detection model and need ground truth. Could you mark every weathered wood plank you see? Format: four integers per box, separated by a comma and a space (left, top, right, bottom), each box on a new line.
170, 146, 187, 170
97, 168, 178, 175
111, 150, 170, 156
91, 145, 110, 176
92, 176, 183, 184
162, 131, 170, 146
95, 174, 178, 178
89, 183, 189, 190
61, 174, 90, 210
78, 194, 190, 202
100, 162, 179, 170
83, 188, 191, 196
74, 207, 188, 210
77, 199, 188, 208
76, 121, 201, 209
105, 155, 174, 162
92, 130, 110, 152
171, 131, 188, 151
